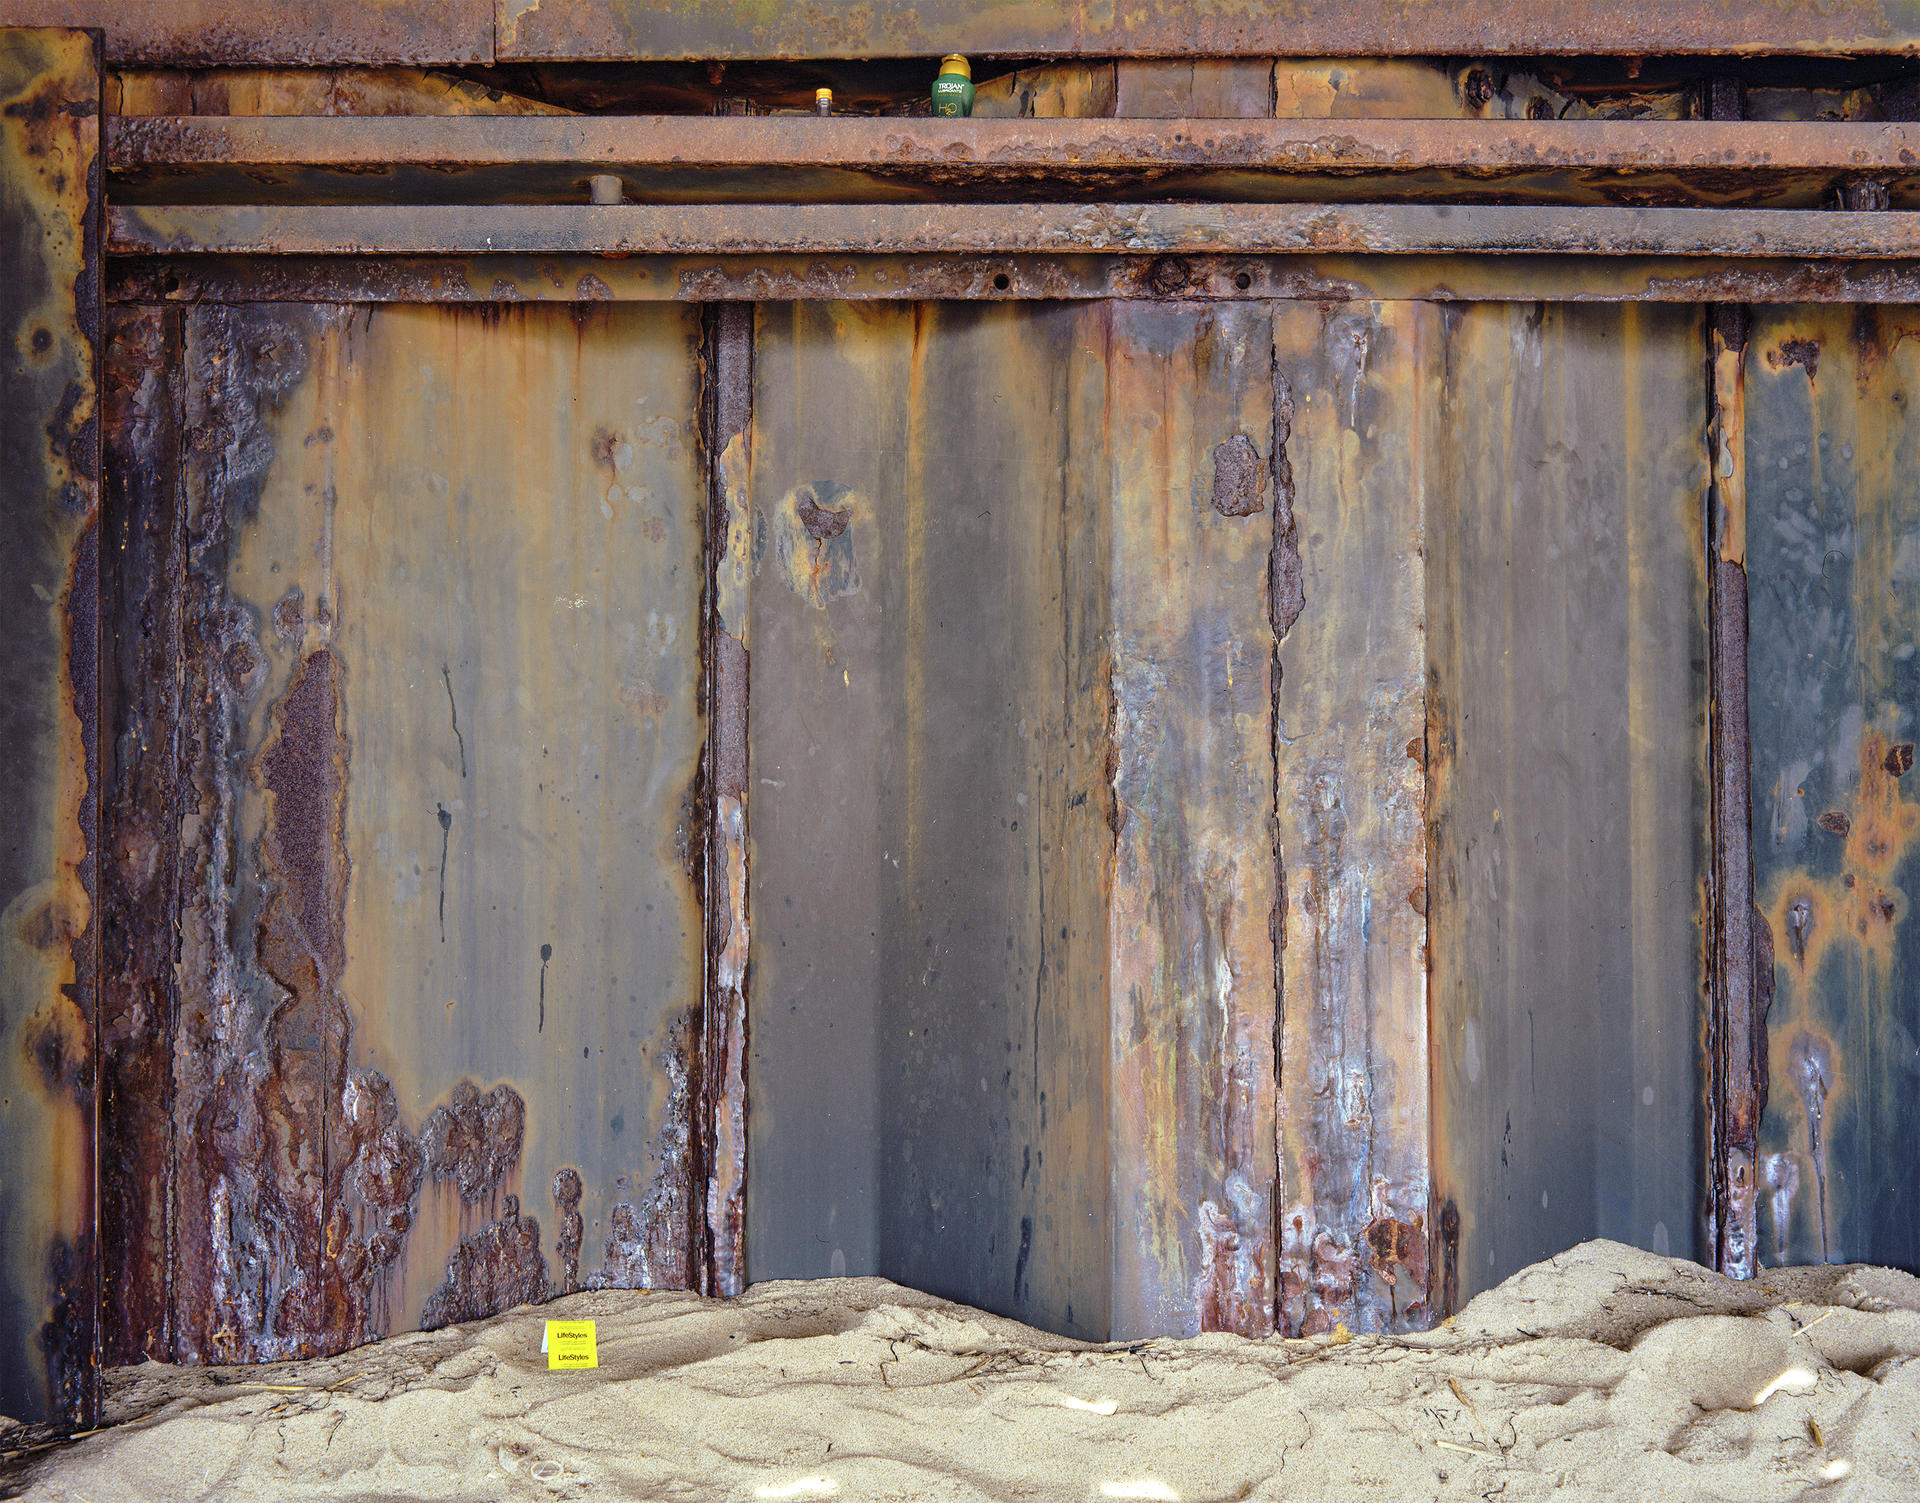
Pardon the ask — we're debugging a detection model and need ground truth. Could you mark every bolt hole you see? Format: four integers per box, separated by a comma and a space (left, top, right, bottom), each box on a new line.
1234, 270, 1253, 291
163, 271, 180, 294
992, 272, 1011, 292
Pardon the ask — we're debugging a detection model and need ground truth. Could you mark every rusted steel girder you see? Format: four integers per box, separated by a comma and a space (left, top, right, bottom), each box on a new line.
0, 3, 490, 67
105, 252, 1920, 307
500, 0, 1920, 62
104, 203, 1920, 260
104, 116, 1920, 212
11, 0, 1920, 63
0, 25, 102, 1428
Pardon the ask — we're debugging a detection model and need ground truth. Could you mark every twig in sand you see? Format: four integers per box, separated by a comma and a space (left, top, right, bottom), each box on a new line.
1448, 1376, 1484, 1435
1435, 1439, 1499, 1459
1791, 1309, 1838, 1340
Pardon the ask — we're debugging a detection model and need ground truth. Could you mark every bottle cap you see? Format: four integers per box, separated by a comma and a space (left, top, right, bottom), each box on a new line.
938, 54, 971, 80
816, 88, 833, 104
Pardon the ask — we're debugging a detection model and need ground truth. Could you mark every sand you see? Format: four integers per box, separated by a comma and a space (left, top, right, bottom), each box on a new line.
9, 1240, 1920, 1501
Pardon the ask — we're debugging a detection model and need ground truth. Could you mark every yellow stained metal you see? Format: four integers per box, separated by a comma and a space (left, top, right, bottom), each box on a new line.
971, 62, 1116, 119
199, 302, 707, 1330
110, 66, 573, 116
1428, 304, 1709, 1307
0, 25, 99, 1425
1746, 305, 1920, 1270
1271, 301, 1435, 1333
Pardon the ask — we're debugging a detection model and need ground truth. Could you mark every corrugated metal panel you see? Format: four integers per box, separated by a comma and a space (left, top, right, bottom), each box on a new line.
1747, 304, 1920, 1271
745, 300, 1282, 1341
109, 301, 709, 1361
1271, 301, 1433, 1334
1106, 301, 1279, 1340
1428, 304, 1710, 1308
0, 26, 101, 1427
744, 301, 1115, 1339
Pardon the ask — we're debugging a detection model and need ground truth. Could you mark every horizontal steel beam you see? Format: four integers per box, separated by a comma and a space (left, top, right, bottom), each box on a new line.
497, 0, 1920, 61
108, 116, 1920, 211
107, 253, 1920, 306
0, 2, 493, 66
110, 117, 1920, 175
13, 0, 1920, 63
108, 202, 1920, 259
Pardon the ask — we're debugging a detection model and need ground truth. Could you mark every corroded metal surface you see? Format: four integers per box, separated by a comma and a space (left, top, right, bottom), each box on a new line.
1271, 301, 1433, 1334
1746, 305, 1920, 1272
105, 203, 1920, 259
105, 115, 1920, 211
0, 26, 101, 1427
0, 3, 490, 67
494, 0, 1920, 60
1106, 302, 1278, 1340
144, 301, 707, 1362
1428, 305, 1710, 1307
106, 252, 1920, 307
98, 302, 184, 1369
744, 301, 1115, 1340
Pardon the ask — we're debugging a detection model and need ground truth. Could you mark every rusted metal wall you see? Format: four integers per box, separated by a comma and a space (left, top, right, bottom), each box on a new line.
1747, 305, 1920, 1272
96, 300, 710, 1364
1271, 301, 1433, 1335
744, 301, 1115, 1339
0, 26, 100, 1426
1428, 305, 1710, 1308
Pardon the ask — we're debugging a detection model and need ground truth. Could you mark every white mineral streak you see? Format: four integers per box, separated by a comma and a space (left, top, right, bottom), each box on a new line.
17, 1241, 1920, 1502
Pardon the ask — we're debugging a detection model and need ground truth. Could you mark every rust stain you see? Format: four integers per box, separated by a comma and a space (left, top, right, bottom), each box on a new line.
1434, 1199, 1460, 1320
1767, 336, 1822, 382
551, 1168, 583, 1295
1208, 434, 1267, 518
421, 1195, 549, 1329
1711, 316, 1748, 567
1768, 730, 1920, 984
772, 481, 862, 607
1268, 375, 1303, 639
419, 1080, 527, 1209
1362, 1198, 1429, 1324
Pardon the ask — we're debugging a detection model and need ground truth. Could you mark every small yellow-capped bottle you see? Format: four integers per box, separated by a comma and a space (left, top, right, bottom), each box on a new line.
932, 54, 974, 117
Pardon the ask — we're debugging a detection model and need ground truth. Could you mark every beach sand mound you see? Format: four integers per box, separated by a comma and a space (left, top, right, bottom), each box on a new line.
11, 1239, 1920, 1501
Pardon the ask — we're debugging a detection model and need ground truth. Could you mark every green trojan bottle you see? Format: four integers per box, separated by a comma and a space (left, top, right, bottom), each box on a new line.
932, 54, 974, 117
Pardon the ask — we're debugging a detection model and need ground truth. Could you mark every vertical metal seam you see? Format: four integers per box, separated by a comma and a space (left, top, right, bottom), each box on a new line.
82, 24, 107, 1428
162, 301, 186, 1363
